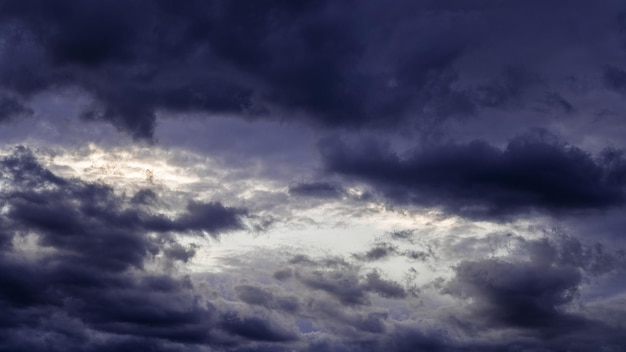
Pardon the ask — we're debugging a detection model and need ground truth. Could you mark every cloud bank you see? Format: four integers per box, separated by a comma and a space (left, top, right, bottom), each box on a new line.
2, 1, 626, 351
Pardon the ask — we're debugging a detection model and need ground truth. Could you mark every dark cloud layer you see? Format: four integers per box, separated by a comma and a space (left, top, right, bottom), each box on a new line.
2, 147, 626, 351
0, 148, 428, 351
321, 130, 626, 219
0, 148, 260, 351
271, 233, 626, 351
0, 0, 460, 138
346, 231, 626, 351
2, 1, 626, 351
444, 235, 626, 350
1, 0, 624, 138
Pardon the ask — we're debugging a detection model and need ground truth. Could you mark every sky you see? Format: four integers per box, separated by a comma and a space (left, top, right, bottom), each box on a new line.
2, 1, 626, 351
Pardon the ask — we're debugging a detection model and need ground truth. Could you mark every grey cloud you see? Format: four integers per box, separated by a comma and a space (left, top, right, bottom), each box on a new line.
353, 234, 434, 263
235, 285, 299, 313
163, 243, 197, 263
321, 130, 626, 220
443, 257, 626, 350
3, 1, 626, 349
436, 233, 626, 350
289, 182, 345, 199
173, 201, 247, 236
446, 258, 583, 329
150, 235, 626, 351
0, 147, 286, 351
353, 243, 398, 262
364, 271, 406, 299
131, 188, 158, 205
298, 267, 406, 305
0, 0, 457, 138
273, 269, 293, 281
219, 311, 298, 343
299, 270, 370, 306
525, 234, 624, 276
389, 229, 415, 242
2, 0, 622, 139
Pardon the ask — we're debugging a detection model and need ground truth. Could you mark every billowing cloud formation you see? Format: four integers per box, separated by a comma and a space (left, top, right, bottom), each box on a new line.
216, 232, 626, 351
444, 235, 626, 350
0, 147, 254, 351
321, 130, 626, 219
0, 0, 462, 138
2, 0, 625, 138
2, 1, 626, 351
1, 148, 626, 350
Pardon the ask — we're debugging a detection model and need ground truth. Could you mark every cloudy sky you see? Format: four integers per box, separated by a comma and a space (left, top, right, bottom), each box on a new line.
2, 1, 626, 351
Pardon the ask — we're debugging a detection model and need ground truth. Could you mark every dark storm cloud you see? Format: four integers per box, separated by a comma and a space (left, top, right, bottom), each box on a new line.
3, 0, 626, 350
321, 130, 626, 219
0, 147, 291, 351
447, 259, 584, 329
6, 147, 625, 351
437, 233, 626, 350
3, 0, 621, 138
1, 151, 246, 241
0, 0, 461, 138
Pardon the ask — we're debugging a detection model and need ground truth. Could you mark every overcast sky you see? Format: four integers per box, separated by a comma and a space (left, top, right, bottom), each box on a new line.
2, 1, 626, 351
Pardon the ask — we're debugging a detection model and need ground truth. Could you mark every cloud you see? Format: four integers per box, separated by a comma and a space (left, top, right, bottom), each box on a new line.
441, 259, 626, 350
321, 130, 626, 219
235, 285, 299, 313
353, 243, 398, 262
3, 1, 621, 139
6, 194, 620, 352
0, 147, 276, 351
172, 201, 247, 236
604, 65, 626, 94
289, 182, 345, 199
0, 94, 32, 122
447, 258, 583, 329
0, 0, 460, 138
197, 227, 626, 351
3, 2, 626, 350
296, 262, 407, 305
436, 233, 626, 350
219, 312, 298, 343
352, 230, 435, 263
